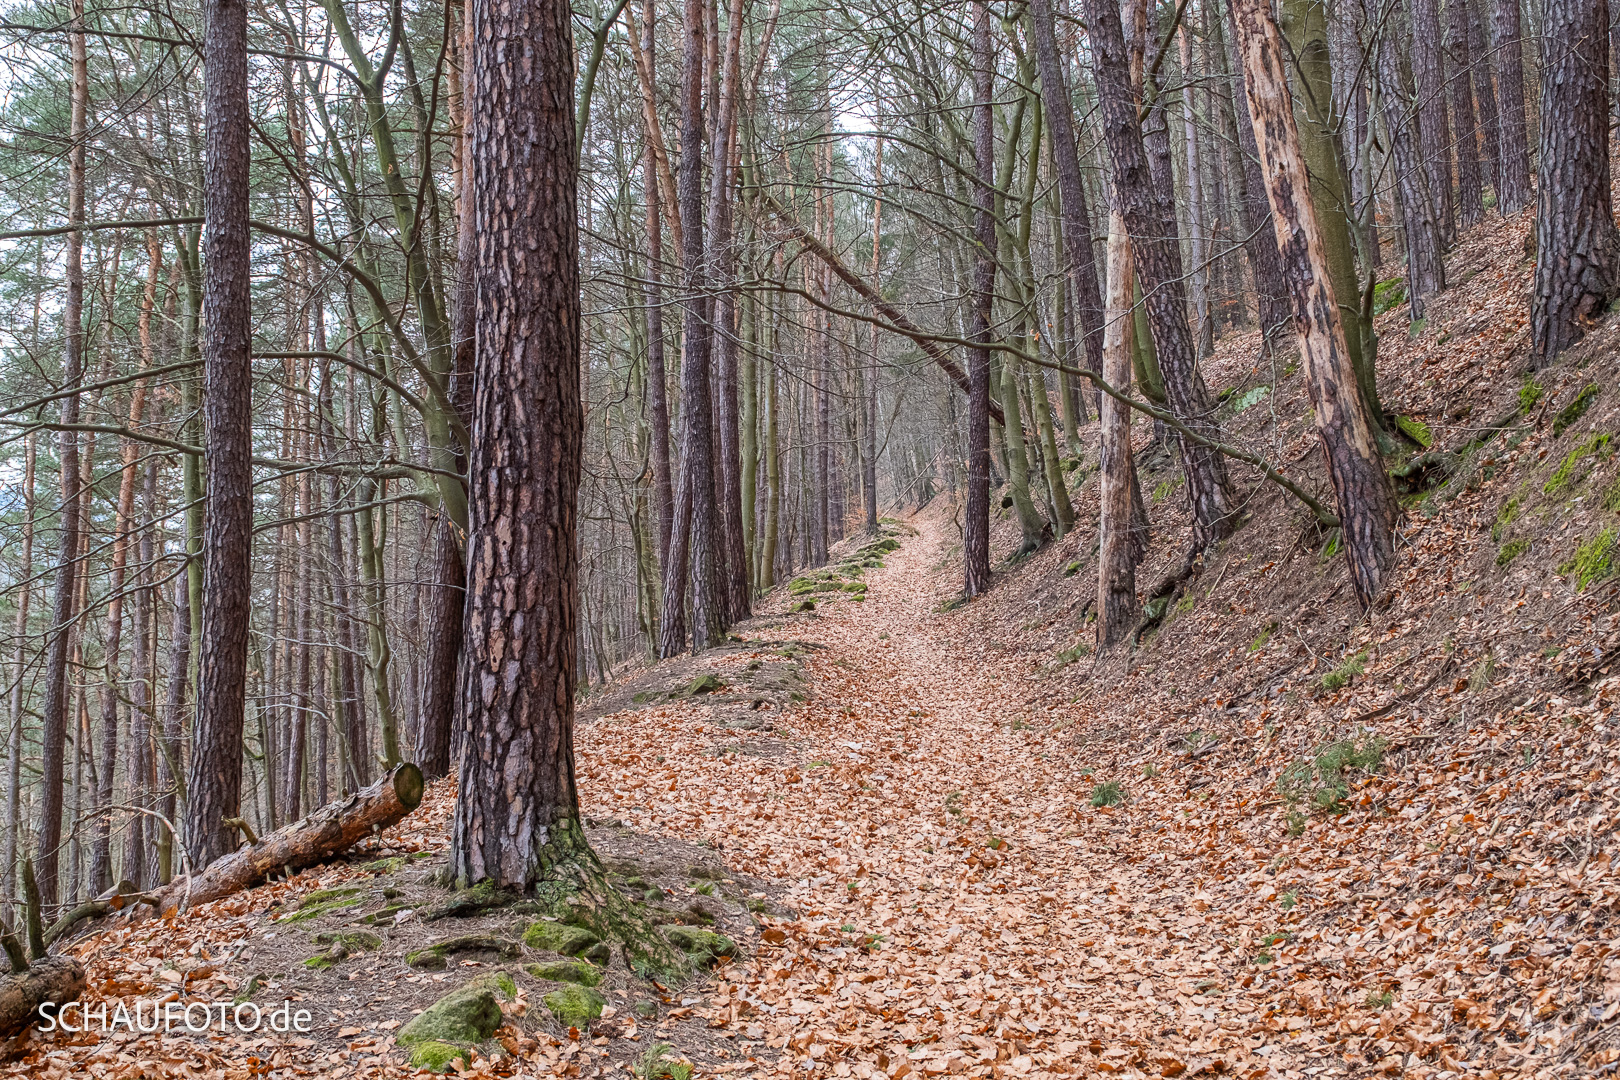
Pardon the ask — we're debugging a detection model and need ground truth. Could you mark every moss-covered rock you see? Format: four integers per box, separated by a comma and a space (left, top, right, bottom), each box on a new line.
662, 926, 737, 966
524, 959, 602, 987
357, 901, 413, 925
684, 673, 725, 695
312, 930, 382, 951
542, 984, 606, 1029
396, 976, 507, 1073
407, 934, 521, 970
425, 879, 519, 921
789, 599, 816, 613
279, 887, 365, 923
631, 999, 659, 1019
523, 920, 601, 956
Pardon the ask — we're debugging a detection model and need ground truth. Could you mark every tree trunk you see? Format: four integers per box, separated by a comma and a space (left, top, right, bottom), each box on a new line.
148, 763, 423, 917
1234, 0, 1400, 608
1179, 28, 1214, 360
1374, 7, 1448, 318
1028, 0, 1107, 392
1492, 0, 1532, 213
964, 2, 995, 598
36, 0, 89, 909
0, 959, 86, 1040
1097, 211, 1142, 649
4, 435, 35, 919
155, 576, 188, 885
1411, 0, 1455, 244
415, 517, 463, 782
451, 0, 589, 888
1467, 0, 1503, 201
1447, 0, 1484, 225
1531, 0, 1620, 365
1082, 0, 1236, 553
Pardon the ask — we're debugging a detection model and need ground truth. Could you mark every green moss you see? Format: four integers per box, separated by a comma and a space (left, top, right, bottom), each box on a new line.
279, 889, 365, 923
789, 599, 816, 613
523, 920, 601, 956
684, 673, 725, 695
1552, 383, 1600, 437
312, 930, 382, 951
1496, 539, 1530, 566
841, 581, 867, 593
1492, 496, 1521, 541
1229, 386, 1271, 413
1372, 276, 1406, 315
787, 577, 816, 595
1544, 433, 1612, 495
662, 926, 737, 966
1604, 478, 1620, 512
524, 959, 602, 987
407, 1040, 469, 1072
1394, 415, 1434, 448
1519, 379, 1545, 414
1248, 621, 1279, 652
357, 901, 413, 925
303, 952, 339, 970
1062, 560, 1081, 578
1560, 528, 1618, 590
396, 977, 506, 1073
542, 985, 606, 1029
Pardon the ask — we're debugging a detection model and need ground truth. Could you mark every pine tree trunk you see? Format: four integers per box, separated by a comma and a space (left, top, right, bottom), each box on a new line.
1179, 28, 1214, 360
1374, 12, 1448, 318
415, 517, 462, 781
1531, 0, 1620, 365
4, 435, 35, 918
1411, 0, 1455, 244
156, 576, 188, 884
1221, 1, 1291, 345
1234, 0, 1399, 608
1466, 0, 1503, 200
451, 0, 588, 888
1447, 0, 1485, 225
1492, 0, 1532, 213
964, 1, 995, 598
1082, 0, 1236, 553
1098, 211, 1141, 649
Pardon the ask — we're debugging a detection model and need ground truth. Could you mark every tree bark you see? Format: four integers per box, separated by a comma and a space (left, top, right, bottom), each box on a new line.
0, 959, 85, 1039
1097, 211, 1142, 649
1082, 0, 1236, 553
1410, 0, 1455, 243
1492, 0, 1532, 213
415, 516, 463, 782
1531, 0, 1619, 365
1447, 0, 1484, 226
640, 0, 675, 577
35, 0, 89, 909
1373, 6, 1448, 319
1234, 0, 1399, 609
1028, 0, 1107, 390
451, 0, 590, 888
964, 2, 995, 598
1221, 1, 1291, 345
1466, 0, 1503, 201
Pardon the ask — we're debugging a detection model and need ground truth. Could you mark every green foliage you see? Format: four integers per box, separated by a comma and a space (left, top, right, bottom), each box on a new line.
1248, 621, 1279, 652
1496, 539, 1529, 566
636, 1044, 695, 1080
1319, 651, 1367, 691
1552, 383, 1600, 437
1089, 780, 1125, 807
1278, 732, 1387, 814
1491, 496, 1521, 541
1229, 386, 1271, 413
1544, 433, 1613, 495
1366, 990, 1395, 1010
543, 984, 606, 1028
1278, 890, 1298, 911
1053, 643, 1090, 668
1560, 528, 1618, 591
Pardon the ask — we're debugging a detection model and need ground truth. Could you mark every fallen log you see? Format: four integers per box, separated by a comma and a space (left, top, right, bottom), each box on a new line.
139, 762, 424, 919
0, 958, 85, 1040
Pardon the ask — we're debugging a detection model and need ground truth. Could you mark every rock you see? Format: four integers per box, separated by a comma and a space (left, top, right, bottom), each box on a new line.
311, 930, 382, 951
685, 673, 725, 695
406, 934, 520, 970
789, 600, 816, 613
1063, 560, 1081, 578
397, 974, 510, 1073
522, 920, 601, 956
524, 959, 602, 987
631, 999, 659, 1019
542, 984, 606, 1029
662, 926, 737, 967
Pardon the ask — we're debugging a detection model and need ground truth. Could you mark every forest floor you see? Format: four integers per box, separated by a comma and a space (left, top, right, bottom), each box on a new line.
11, 211, 1620, 1080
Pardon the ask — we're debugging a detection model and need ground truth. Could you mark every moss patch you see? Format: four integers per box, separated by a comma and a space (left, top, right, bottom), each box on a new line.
662, 926, 737, 967
1561, 528, 1617, 591
1497, 539, 1530, 566
396, 976, 507, 1073
522, 920, 600, 956
1552, 383, 1600, 437
279, 888, 365, 923
407, 934, 521, 970
542, 985, 606, 1029
524, 959, 602, 987
1544, 433, 1612, 495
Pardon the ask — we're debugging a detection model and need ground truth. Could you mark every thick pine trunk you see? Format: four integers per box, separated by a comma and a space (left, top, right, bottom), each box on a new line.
1082, 0, 1236, 553
1531, 0, 1620, 364
187, 0, 253, 872
1374, 10, 1448, 319
1411, 0, 1455, 244
1097, 211, 1141, 649
1466, 0, 1503, 200
1234, 0, 1399, 609
451, 0, 588, 889
415, 517, 463, 782
1221, 2, 1291, 345
1492, 0, 1532, 213
964, 2, 994, 598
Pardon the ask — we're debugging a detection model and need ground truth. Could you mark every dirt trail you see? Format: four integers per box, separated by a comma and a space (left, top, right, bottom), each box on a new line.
593, 516, 1281, 1079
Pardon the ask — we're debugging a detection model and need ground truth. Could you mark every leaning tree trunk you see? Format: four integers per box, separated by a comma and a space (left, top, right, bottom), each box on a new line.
1234, 0, 1400, 609
1082, 0, 1236, 553
1531, 0, 1620, 365
186, 0, 254, 872
964, 1, 995, 599
1492, 0, 1532, 213
1097, 211, 1142, 649
451, 0, 590, 889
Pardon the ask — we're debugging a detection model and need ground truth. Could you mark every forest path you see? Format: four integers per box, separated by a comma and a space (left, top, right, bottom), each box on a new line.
587, 515, 1277, 1079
